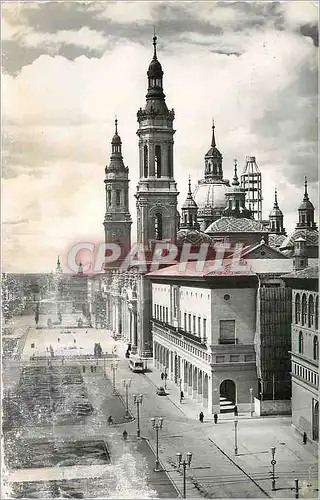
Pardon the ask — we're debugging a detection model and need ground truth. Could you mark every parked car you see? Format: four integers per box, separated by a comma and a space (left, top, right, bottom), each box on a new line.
156, 386, 167, 396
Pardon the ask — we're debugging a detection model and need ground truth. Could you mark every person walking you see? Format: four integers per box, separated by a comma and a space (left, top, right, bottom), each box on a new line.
161, 372, 164, 380
199, 411, 204, 423
122, 430, 128, 441
82, 365, 86, 373
234, 405, 238, 416
180, 391, 184, 403
214, 413, 218, 424
107, 415, 114, 425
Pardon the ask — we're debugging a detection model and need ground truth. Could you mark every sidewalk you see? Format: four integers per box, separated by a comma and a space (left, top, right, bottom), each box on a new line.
145, 364, 319, 498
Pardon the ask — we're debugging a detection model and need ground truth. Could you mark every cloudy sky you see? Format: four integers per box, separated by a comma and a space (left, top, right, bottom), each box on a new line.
2, 1, 318, 273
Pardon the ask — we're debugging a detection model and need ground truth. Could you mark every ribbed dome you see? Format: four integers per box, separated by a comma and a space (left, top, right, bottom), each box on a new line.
193, 182, 228, 210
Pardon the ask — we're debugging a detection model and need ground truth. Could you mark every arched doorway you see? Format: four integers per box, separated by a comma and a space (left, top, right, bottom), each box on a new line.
220, 379, 236, 404
312, 400, 319, 441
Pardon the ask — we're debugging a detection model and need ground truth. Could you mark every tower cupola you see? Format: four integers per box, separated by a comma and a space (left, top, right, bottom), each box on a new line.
269, 188, 286, 235
223, 160, 251, 218
296, 177, 317, 229
204, 119, 223, 182
107, 118, 127, 173
181, 177, 200, 230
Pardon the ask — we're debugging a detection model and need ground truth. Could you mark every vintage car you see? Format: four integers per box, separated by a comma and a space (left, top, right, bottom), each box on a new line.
156, 386, 167, 396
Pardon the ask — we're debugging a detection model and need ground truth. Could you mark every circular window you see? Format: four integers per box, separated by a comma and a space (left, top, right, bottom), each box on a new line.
224, 294, 230, 301
260, 251, 266, 256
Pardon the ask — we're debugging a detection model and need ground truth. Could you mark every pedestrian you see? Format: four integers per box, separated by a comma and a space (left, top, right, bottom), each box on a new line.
82, 365, 86, 373
86, 330, 88, 334
161, 372, 164, 380
180, 391, 184, 403
90, 365, 93, 373
234, 405, 238, 416
214, 413, 218, 424
199, 411, 204, 423
74, 339, 76, 344
303, 432, 307, 445
122, 430, 128, 441
94, 365, 97, 373
107, 415, 114, 425
57, 338, 60, 343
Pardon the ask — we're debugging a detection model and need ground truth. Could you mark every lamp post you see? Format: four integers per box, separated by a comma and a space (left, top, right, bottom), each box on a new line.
234, 419, 238, 455
103, 353, 106, 378
110, 360, 118, 395
176, 451, 193, 499
151, 417, 163, 472
250, 388, 254, 417
133, 394, 143, 439
270, 446, 276, 491
123, 379, 131, 419
294, 479, 299, 499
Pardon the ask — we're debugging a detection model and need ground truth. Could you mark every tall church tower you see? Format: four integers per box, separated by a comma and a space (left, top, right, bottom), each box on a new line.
135, 34, 179, 357
135, 34, 179, 246
104, 118, 132, 263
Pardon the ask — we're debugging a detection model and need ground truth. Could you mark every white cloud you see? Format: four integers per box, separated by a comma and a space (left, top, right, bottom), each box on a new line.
95, 1, 155, 23
22, 26, 109, 50
281, 1, 318, 27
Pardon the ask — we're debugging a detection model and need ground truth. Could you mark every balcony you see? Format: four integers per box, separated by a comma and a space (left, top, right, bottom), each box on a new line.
152, 319, 206, 347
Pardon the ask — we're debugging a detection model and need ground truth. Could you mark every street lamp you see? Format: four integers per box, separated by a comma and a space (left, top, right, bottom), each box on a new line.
103, 352, 106, 378
110, 360, 118, 395
133, 394, 143, 439
151, 417, 163, 472
270, 446, 276, 491
234, 419, 238, 455
176, 451, 193, 499
123, 379, 132, 419
250, 388, 254, 417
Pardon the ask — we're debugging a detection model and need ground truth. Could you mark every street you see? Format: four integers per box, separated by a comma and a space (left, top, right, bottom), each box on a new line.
3, 316, 318, 499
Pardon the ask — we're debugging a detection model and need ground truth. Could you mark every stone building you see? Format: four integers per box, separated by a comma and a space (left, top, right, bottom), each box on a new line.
283, 257, 319, 442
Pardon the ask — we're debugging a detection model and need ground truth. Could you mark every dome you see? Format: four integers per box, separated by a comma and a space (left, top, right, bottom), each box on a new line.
112, 133, 121, 145
193, 182, 228, 211
269, 206, 283, 217
299, 198, 314, 210
176, 228, 213, 246
148, 58, 163, 76
205, 217, 268, 234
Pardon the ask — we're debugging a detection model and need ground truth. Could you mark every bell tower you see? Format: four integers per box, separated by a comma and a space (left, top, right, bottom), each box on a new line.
135, 34, 179, 247
104, 118, 132, 263
135, 34, 179, 358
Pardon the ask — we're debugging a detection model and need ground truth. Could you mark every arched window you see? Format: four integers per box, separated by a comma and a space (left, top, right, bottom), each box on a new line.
168, 145, 173, 177
155, 145, 162, 178
154, 213, 163, 240
144, 145, 148, 177
302, 294, 307, 326
313, 336, 319, 360
298, 331, 304, 354
315, 296, 319, 331
107, 190, 111, 206
295, 294, 301, 324
308, 295, 315, 328
116, 190, 121, 206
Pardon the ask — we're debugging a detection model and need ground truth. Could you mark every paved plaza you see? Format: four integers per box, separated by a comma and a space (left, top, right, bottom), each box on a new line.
2, 316, 319, 499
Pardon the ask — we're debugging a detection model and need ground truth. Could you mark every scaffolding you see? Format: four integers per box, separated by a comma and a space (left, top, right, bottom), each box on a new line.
241, 156, 263, 220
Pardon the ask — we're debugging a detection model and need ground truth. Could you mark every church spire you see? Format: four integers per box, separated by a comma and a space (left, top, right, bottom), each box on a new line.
269, 187, 286, 235
297, 176, 316, 229
181, 176, 199, 230
204, 119, 223, 181
211, 119, 216, 148
107, 117, 126, 172
153, 27, 157, 60
232, 159, 240, 186
56, 255, 62, 273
